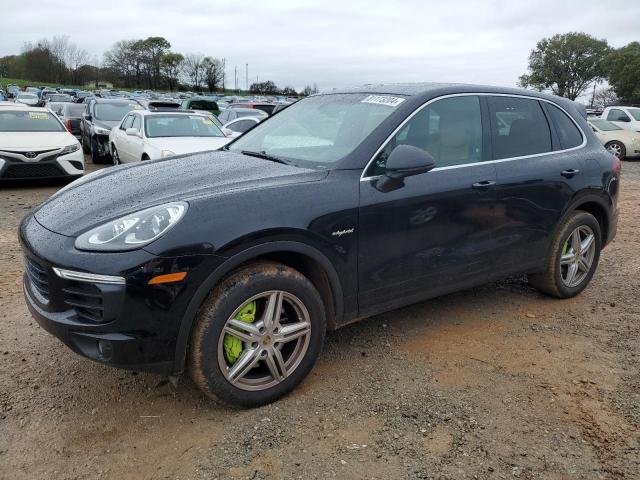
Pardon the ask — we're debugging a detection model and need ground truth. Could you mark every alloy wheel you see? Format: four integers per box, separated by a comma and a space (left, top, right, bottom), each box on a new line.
217, 290, 312, 391
606, 142, 622, 158
559, 225, 596, 288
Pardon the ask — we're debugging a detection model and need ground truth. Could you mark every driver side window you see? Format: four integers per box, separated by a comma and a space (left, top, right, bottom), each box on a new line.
367, 96, 483, 176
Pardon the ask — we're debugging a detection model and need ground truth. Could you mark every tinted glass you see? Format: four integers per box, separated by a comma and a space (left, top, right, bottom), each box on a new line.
145, 114, 224, 138
547, 104, 583, 149
94, 102, 141, 121
230, 93, 406, 166
607, 108, 629, 122
590, 119, 622, 131
229, 119, 255, 132
368, 96, 483, 176
489, 97, 551, 159
628, 108, 640, 121
121, 114, 134, 130
0, 110, 64, 132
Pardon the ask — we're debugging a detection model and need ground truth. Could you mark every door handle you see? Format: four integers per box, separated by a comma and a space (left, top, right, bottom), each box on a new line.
561, 169, 580, 178
472, 180, 496, 190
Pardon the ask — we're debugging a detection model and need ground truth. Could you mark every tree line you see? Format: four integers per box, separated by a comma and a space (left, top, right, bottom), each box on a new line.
519, 32, 640, 106
0, 35, 315, 96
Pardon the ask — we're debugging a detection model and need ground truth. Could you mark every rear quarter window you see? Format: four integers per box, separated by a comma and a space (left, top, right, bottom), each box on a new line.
546, 104, 583, 150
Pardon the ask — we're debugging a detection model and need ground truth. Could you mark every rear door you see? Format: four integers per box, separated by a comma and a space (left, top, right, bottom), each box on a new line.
358, 95, 500, 315
489, 96, 587, 273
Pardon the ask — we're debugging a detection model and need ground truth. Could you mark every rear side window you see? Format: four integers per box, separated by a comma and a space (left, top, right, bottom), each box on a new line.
488, 97, 551, 159
229, 119, 255, 133
546, 104, 583, 149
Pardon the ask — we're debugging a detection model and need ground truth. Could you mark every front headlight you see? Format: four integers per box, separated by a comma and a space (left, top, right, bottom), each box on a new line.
60, 143, 80, 155
75, 202, 188, 251
94, 126, 110, 135
161, 150, 176, 158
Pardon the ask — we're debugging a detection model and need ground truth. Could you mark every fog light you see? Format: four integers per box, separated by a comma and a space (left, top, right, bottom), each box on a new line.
97, 340, 113, 361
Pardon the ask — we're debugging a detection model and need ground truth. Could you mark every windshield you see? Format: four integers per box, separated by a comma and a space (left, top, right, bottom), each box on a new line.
590, 119, 622, 131
628, 108, 640, 121
145, 114, 225, 138
0, 110, 64, 132
228, 93, 406, 166
17, 93, 37, 99
94, 102, 141, 121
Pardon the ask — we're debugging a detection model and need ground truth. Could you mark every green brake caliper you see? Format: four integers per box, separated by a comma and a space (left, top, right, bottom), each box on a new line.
224, 301, 257, 365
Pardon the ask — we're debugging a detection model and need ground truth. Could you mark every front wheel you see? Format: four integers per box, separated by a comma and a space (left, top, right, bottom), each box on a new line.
528, 211, 601, 298
189, 262, 326, 407
111, 145, 121, 165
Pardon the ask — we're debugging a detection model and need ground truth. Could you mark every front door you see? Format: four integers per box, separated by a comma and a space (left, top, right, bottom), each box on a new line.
358, 95, 500, 315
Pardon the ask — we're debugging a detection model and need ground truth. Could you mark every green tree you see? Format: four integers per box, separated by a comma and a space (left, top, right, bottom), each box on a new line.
519, 32, 610, 100
607, 42, 640, 104
161, 52, 184, 91
202, 57, 224, 92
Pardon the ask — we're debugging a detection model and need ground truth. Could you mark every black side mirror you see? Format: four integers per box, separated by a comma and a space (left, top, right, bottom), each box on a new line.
375, 145, 436, 192
83, 113, 92, 121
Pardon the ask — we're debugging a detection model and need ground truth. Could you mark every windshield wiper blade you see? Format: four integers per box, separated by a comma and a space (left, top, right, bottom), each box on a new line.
241, 150, 289, 165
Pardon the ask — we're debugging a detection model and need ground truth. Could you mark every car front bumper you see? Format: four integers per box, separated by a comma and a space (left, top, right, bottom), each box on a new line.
0, 149, 84, 180
20, 213, 222, 374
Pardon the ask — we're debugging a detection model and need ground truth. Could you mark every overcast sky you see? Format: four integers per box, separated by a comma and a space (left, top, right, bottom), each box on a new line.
2, 0, 639, 93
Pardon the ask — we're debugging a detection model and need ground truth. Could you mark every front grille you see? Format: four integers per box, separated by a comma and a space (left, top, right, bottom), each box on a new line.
1, 148, 58, 157
63, 283, 104, 323
25, 257, 49, 302
2, 163, 64, 179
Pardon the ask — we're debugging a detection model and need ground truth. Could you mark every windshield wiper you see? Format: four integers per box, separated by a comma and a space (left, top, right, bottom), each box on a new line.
241, 150, 289, 165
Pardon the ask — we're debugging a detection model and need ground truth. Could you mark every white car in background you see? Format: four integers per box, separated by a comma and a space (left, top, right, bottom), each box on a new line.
0, 107, 84, 180
15, 92, 41, 107
601, 106, 640, 132
588, 118, 640, 159
109, 109, 233, 164
222, 116, 263, 138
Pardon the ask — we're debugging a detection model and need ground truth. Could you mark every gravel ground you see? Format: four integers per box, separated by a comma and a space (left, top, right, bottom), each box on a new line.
0, 158, 638, 480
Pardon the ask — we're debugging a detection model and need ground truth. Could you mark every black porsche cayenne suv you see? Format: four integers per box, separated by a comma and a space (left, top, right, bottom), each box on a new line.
20, 84, 620, 407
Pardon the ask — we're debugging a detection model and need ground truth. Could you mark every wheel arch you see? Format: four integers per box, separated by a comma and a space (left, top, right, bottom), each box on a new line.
565, 193, 612, 245
172, 240, 344, 374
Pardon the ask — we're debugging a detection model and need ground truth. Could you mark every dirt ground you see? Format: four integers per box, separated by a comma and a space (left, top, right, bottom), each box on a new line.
0, 159, 638, 480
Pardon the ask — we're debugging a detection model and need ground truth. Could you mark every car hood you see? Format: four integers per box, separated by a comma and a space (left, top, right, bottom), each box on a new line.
0, 132, 75, 150
146, 136, 231, 153
94, 119, 120, 130
34, 150, 328, 236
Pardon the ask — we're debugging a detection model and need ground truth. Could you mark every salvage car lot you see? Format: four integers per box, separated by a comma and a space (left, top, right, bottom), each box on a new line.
0, 157, 638, 478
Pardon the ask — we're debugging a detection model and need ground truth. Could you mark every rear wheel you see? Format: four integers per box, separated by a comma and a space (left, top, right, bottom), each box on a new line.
528, 211, 601, 298
189, 262, 326, 407
605, 141, 626, 159
82, 133, 90, 154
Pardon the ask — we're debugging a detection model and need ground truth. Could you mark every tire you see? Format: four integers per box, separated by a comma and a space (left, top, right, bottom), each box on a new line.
141, 154, 149, 161
605, 141, 626, 160
528, 211, 601, 298
111, 145, 120, 166
189, 262, 326, 408
90, 136, 103, 164
81, 133, 90, 154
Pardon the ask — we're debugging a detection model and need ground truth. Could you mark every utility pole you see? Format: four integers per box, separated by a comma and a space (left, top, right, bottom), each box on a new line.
222, 58, 226, 91
234, 66, 237, 92
591, 83, 597, 108
245, 63, 248, 92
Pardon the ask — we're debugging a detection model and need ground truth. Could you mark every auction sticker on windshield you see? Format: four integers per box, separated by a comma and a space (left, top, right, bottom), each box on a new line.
361, 95, 405, 107
28, 112, 50, 120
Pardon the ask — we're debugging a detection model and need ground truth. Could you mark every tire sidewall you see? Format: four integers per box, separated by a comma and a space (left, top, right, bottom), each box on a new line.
192, 265, 326, 408
552, 212, 601, 297
606, 141, 626, 160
